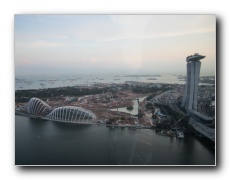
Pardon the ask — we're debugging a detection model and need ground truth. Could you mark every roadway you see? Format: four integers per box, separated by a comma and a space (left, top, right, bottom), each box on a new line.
189, 118, 215, 143
169, 103, 186, 116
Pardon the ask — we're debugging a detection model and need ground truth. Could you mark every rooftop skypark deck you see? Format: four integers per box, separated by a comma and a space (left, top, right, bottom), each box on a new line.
186, 53, 206, 62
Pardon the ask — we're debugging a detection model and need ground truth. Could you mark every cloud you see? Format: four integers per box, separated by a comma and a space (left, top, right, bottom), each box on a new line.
14, 15, 216, 76
81, 57, 97, 64
15, 40, 61, 49
102, 27, 215, 42
16, 58, 39, 66
101, 15, 215, 42
32, 40, 61, 48
55, 35, 69, 40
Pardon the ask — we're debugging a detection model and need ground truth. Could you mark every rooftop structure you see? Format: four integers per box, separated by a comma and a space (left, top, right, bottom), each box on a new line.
27, 97, 96, 123
46, 106, 96, 123
186, 53, 206, 62
27, 97, 52, 116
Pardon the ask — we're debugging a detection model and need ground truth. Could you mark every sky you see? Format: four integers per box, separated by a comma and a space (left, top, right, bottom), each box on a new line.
15, 15, 216, 76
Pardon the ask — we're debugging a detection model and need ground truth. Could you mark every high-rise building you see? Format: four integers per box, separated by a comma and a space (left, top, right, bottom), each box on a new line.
181, 53, 205, 113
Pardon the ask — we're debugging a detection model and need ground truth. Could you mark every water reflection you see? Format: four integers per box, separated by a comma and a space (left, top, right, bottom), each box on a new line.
15, 115, 215, 165
51, 121, 91, 131
107, 128, 158, 165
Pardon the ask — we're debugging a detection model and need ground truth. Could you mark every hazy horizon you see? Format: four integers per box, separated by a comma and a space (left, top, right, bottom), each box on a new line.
15, 15, 216, 77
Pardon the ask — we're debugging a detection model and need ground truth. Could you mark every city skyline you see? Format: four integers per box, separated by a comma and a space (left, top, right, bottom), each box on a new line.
14, 15, 216, 166
15, 15, 216, 76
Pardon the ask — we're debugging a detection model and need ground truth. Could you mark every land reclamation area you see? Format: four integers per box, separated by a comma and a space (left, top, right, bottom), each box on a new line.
15, 82, 175, 125
15, 81, 215, 129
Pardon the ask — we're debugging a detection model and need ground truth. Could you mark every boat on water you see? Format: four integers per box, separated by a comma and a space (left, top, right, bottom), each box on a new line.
119, 124, 126, 129
177, 131, 184, 138
129, 126, 137, 130
158, 130, 177, 137
147, 78, 157, 80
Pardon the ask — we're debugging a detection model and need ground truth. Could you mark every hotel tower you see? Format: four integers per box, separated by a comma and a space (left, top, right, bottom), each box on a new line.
181, 53, 205, 113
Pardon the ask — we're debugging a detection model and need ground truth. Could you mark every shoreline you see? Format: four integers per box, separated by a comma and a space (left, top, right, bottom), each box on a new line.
15, 112, 152, 129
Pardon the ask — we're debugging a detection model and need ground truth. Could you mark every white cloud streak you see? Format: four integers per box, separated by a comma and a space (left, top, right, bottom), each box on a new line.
16, 40, 61, 49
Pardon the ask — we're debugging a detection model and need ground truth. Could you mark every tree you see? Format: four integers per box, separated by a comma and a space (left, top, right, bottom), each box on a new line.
121, 116, 126, 121
126, 106, 133, 111
145, 103, 153, 110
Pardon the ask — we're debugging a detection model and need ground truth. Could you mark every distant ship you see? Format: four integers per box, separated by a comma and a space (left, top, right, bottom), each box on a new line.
26, 81, 33, 85
147, 78, 157, 80
177, 131, 184, 138
40, 83, 46, 87
158, 130, 177, 137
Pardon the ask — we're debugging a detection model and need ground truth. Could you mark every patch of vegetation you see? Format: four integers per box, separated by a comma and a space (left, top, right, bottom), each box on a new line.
154, 103, 183, 121
132, 84, 172, 94
126, 106, 133, 111
15, 86, 112, 103
145, 102, 153, 110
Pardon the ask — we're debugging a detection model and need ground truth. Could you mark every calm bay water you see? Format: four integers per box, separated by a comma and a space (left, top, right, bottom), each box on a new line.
15, 74, 185, 90
15, 115, 215, 165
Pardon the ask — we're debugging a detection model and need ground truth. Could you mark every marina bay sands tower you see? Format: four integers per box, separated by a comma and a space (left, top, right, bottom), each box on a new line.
181, 53, 205, 113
